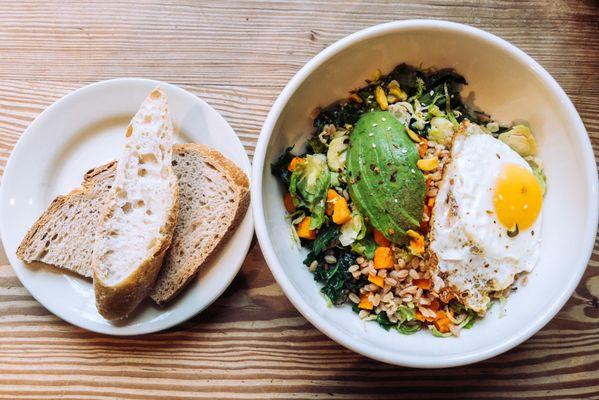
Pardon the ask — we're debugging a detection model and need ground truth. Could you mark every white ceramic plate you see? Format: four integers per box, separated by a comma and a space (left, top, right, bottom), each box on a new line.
252, 20, 598, 367
0, 78, 253, 335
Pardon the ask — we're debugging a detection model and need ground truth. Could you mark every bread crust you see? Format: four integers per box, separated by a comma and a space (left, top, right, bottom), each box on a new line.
16, 162, 116, 277
149, 143, 250, 305
93, 185, 179, 319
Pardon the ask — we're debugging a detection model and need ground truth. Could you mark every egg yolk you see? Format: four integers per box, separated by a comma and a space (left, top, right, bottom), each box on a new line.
493, 163, 542, 231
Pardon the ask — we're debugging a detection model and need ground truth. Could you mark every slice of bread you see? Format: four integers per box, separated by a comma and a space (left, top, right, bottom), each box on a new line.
16, 145, 249, 308
91, 88, 179, 320
16, 162, 116, 278
149, 143, 250, 305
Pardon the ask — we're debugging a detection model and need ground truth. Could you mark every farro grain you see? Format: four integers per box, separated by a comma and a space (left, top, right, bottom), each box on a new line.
348, 292, 360, 303
397, 269, 409, 279
416, 287, 423, 299
400, 285, 418, 296
372, 294, 381, 307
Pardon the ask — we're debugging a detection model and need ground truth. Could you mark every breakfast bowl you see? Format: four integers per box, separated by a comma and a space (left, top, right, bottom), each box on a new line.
251, 20, 598, 367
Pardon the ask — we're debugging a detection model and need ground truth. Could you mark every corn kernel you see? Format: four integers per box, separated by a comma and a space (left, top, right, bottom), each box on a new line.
389, 87, 407, 101
349, 93, 363, 103
406, 229, 421, 239
371, 69, 381, 82
417, 157, 439, 171
406, 127, 422, 143
375, 86, 388, 111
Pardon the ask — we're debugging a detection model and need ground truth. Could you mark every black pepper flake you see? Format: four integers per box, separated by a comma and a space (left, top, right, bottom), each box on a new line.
507, 224, 519, 238
390, 170, 398, 182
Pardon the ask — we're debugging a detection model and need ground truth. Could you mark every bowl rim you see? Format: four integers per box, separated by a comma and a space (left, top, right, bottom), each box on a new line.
251, 19, 599, 368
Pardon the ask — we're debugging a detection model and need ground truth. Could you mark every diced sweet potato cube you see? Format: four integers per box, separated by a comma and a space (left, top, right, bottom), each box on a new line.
332, 196, 351, 225
373, 246, 393, 269
296, 217, 316, 240
283, 192, 296, 213
368, 275, 384, 288
287, 156, 305, 172
413, 278, 431, 290
326, 189, 340, 216
358, 293, 374, 310
434, 310, 452, 333
373, 229, 390, 247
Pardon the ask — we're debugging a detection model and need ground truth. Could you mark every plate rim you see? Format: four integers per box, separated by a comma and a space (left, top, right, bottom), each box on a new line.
0, 77, 254, 335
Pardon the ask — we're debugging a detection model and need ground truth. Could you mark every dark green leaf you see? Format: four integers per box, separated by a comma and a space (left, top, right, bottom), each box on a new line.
310, 224, 340, 256
313, 102, 362, 133
270, 146, 295, 187
307, 136, 327, 154
375, 313, 396, 331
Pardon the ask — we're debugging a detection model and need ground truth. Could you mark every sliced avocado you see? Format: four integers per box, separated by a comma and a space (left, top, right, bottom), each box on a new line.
346, 111, 425, 244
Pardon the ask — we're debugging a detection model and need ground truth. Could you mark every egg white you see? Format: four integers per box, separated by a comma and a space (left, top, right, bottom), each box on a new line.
430, 124, 542, 313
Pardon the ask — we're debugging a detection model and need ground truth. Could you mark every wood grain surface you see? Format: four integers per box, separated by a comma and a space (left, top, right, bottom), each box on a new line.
0, 1, 598, 399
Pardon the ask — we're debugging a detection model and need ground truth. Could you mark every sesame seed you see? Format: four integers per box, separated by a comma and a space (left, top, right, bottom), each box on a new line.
373, 123, 378, 127
368, 133, 374, 137
430, 90, 434, 96
387, 127, 391, 131
394, 199, 398, 203
372, 143, 376, 148
382, 117, 386, 121
411, 169, 415, 174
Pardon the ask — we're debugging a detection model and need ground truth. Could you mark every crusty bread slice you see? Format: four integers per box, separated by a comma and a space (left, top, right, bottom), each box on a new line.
91, 88, 179, 320
149, 143, 250, 305
16, 162, 116, 277
16, 144, 248, 307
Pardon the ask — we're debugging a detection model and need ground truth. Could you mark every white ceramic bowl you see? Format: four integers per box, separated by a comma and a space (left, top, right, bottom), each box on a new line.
252, 20, 598, 367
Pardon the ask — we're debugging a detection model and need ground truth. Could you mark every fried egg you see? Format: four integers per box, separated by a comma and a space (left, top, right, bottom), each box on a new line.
430, 123, 543, 313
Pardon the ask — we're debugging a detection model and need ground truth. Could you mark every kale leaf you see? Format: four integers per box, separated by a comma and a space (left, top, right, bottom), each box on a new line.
270, 146, 295, 187
375, 312, 396, 331
313, 102, 362, 133
309, 248, 365, 305
310, 224, 340, 256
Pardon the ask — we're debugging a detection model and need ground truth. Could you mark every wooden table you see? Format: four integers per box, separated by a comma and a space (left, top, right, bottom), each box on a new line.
0, 1, 597, 398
